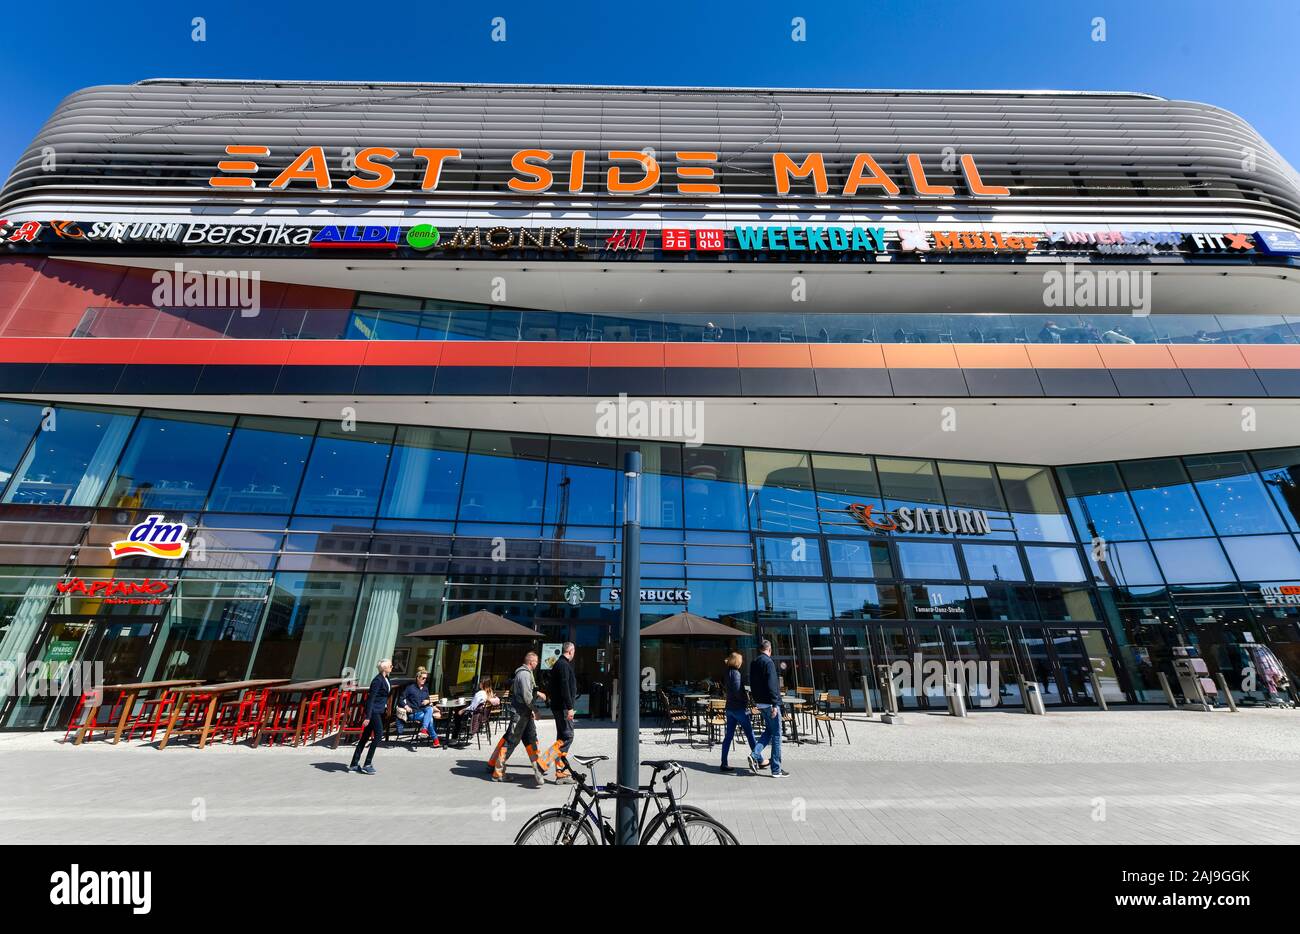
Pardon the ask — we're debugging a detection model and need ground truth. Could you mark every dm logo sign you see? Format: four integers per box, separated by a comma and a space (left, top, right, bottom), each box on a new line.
109, 515, 190, 561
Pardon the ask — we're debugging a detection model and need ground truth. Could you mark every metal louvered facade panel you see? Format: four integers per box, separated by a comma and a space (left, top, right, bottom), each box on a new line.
2, 79, 1299, 229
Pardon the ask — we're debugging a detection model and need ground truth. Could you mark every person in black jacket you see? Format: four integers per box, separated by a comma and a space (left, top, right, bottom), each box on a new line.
720, 652, 759, 774
748, 640, 789, 777
349, 658, 392, 775
540, 643, 579, 783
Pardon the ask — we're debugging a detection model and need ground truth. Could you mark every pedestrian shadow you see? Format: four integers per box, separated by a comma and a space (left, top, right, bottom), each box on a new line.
670, 758, 762, 777
311, 762, 351, 773
449, 757, 503, 783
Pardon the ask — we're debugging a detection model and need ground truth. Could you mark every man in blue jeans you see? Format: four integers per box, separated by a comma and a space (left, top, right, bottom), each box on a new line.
398, 667, 441, 748
748, 640, 790, 777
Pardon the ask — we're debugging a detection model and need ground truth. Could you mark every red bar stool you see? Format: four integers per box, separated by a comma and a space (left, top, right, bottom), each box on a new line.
331, 689, 369, 748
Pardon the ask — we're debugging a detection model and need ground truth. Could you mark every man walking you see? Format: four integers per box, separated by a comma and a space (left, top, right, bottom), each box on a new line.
349, 658, 392, 775
487, 651, 548, 786
748, 640, 789, 778
539, 642, 578, 783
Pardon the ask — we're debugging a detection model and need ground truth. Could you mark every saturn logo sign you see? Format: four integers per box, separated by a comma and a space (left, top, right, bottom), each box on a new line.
108, 515, 190, 561
847, 502, 897, 531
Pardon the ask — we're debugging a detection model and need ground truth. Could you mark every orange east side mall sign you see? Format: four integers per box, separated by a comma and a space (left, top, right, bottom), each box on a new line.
208, 146, 1011, 198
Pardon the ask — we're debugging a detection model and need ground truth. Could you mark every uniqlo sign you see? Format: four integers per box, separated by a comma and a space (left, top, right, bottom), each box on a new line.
662, 228, 725, 251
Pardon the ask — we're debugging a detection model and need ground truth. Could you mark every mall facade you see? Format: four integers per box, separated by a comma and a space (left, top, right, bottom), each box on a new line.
1, 80, 1299, 727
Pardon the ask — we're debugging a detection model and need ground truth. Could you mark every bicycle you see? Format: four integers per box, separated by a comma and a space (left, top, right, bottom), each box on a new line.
513, 755, 739, 845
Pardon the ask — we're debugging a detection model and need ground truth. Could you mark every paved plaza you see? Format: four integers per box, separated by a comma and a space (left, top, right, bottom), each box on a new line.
2, 707, 1298, 845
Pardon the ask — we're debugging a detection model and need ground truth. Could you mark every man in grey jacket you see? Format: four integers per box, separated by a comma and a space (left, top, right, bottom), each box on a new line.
488, 651, 548, 785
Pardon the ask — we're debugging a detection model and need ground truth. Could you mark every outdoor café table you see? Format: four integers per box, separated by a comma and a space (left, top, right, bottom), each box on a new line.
438, 698, 471, 745
73, 680, 202, 746
252, 678, 348, 747
681, 693, 709, 732
779, 694, 806, 744
159, 679, 289, 749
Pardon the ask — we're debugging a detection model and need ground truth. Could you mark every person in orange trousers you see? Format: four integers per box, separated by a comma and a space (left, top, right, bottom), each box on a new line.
487, 651, 547, 786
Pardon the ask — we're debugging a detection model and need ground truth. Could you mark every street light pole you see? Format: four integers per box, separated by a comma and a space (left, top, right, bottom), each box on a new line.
616, 450, 642, 845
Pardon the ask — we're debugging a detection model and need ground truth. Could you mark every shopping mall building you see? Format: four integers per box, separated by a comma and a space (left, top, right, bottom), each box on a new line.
0, 79, 1299, 728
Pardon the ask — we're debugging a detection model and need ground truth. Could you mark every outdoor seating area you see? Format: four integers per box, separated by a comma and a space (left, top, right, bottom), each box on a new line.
652, 682, 852, 748
62, 676, 487, 751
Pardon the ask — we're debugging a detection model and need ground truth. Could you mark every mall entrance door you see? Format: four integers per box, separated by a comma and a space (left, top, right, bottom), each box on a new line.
1, 613, 162, 730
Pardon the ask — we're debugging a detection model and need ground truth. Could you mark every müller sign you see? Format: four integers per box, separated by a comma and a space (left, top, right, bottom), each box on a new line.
207, 145, 1011, 199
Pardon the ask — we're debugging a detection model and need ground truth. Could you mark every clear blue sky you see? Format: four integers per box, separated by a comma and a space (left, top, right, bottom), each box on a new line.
1, 0, 1297, 177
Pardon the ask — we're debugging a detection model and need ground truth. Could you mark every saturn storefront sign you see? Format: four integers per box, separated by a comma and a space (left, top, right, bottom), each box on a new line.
609, 587, 692, 604
848, 503, 992, 535
108, 515, 191, 560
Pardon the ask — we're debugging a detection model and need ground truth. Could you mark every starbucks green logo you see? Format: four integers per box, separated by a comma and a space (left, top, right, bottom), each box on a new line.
563, 583, 585, 607
406, 224, 440, 250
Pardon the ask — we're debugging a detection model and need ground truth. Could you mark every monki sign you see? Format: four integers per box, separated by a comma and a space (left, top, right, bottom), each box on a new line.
208, 146, 1011, 199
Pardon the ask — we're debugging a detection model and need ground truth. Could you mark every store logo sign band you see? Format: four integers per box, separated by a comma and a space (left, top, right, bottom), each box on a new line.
108, 515, 190, 560
846, 503, 992, 535
57, 577, 172, 604
609, 588, 691, 604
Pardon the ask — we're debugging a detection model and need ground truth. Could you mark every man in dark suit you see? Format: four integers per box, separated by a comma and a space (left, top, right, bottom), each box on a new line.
350, 658, 392, 775
540, 642, 578, 783
748, 640, 789, 777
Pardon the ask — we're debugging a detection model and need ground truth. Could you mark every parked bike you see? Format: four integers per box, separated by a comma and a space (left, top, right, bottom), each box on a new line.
514, 755, 739, 845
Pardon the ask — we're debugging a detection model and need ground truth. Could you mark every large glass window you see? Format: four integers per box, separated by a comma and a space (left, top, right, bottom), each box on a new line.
969, 583, 1039, 620
683, 446, 748, 531
1220, 535, 1300, 582
100, 411, 234, 512
812, 452, 882, 536
251, 572, 361, 680
897, 541, 962, 580
1120, 458, 1213, 539
618, 441, 684, 528
831, 582, 902, 619
457, 431, 549, 524
1252, 448, 1300, 532
544, 436, 616, 527
997, 464, 1074, 542
1057, 462, 1145, 542
1024, 545, 1087, 583
2, 406, 137, 507
745, 449, 818, 533
826, 538, 893, 578
755, 534, 824, 577
877, 457, 945, 523
1150, 538, 1235, 584
207, 416, 314, 514
1086, 540, 1164, 587
756, 581, 831, 620
960, 543, 1025, 581
0, 401, 43, 490
1184, 453, 1285, 536
152, 572, 269, 682
294, 423, 394, 517
379, 426, 468, 520
938, 461, 1005, 509
904, 582, 971, 620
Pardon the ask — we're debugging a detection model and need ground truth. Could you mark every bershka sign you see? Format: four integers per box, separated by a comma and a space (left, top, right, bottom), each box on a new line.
733, 225, 887, 253
207, 145, 1011, 199
609, 587, 691, 604
56, 577, 172, 604
183, 223, 314, 246
847, 502, 992, 535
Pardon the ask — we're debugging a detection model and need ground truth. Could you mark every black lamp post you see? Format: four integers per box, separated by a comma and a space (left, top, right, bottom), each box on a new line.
616, 450, 641, 845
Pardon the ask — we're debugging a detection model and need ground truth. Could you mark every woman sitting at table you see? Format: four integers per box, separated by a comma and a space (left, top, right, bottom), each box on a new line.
397, 667, 442, 748
468, 677, 500, 713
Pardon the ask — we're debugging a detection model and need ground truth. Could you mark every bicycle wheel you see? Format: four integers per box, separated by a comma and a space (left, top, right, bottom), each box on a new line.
515, 810, 600, 845
639, 805, 715, 844
653, 811, 740, 845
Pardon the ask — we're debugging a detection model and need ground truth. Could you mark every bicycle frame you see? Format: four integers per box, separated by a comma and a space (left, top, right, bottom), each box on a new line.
555, 763, 691, 844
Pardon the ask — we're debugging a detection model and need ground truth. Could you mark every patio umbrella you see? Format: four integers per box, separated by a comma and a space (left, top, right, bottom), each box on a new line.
639, 611, 747, 638
406, 610, 539, 640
